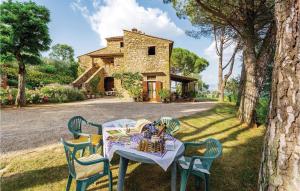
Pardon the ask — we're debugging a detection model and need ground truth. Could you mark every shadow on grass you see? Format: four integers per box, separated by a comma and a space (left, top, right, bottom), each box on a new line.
0, 103, 264, 191
118, 104, 264, 191
1, 164, 68, 191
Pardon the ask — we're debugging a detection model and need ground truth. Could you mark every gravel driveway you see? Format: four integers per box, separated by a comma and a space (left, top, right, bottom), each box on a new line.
0, 98, 215, 154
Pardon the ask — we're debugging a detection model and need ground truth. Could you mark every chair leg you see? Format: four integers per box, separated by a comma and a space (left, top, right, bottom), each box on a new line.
80, 148, 85, 157
66, 175, 73, 191
180, 170, 189, 191
76, 181, 87, 191
108, 170, 113, 191
194, 176, 201, 190
76, 181, 82, 191
204, 174, 210, 191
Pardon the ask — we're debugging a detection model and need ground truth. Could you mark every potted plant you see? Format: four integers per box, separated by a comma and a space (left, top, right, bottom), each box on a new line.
158, 89, 170, 103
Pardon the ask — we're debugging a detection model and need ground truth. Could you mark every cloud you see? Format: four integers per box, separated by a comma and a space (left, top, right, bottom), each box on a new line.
71, 0, 184, 46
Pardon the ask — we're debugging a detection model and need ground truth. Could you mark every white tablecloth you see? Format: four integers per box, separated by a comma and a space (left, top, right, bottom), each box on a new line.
102, 119, 183, 171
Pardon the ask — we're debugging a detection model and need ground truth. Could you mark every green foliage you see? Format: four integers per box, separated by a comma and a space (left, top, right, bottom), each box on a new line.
49, 44, 75, 63
113, 72, 143, 100
26, 89, 43, 104
38, 64, 57, 74
89, 76, 101, 93
2, 58, 77, 89
158, 89, 171, 102
225, 77, 240, 103
0, 85, 85, 105
0, 87, 17, 105
40, 84, 85, 103
0, 1, 51, 63
171, 48, 209, 75
256, 97, 270, 125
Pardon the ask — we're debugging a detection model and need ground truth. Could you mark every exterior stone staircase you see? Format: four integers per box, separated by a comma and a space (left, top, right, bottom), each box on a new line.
72, 66, 99, 89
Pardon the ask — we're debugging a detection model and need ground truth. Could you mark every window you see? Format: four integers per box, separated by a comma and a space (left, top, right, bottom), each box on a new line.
120, 42, 124, 48
147, 76, 156, 81
148, 46, 156, 55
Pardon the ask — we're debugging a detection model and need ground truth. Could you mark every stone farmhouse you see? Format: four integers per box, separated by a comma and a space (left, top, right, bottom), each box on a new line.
73, 28, 197, 102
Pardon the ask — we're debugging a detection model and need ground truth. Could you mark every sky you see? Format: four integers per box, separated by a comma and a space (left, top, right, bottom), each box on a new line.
29, 0, 241, 90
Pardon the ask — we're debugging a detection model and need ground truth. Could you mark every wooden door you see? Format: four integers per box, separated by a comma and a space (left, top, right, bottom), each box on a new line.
142, 81, 148, 101
155, 81, 162, 102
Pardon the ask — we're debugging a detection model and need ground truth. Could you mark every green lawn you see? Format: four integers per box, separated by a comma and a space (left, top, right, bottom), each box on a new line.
0, 103, 265, 191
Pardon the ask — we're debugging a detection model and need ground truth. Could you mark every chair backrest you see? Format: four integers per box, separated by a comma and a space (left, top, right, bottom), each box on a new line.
158, 117, 180, 135
68, 116, 87, 138
61, 138, 77, 178
61, 138, 92, 178
203, 138, 222, 168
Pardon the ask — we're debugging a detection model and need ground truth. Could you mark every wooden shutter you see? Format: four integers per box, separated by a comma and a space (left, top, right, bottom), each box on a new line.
142, 81, 148, 101
156, 81, 162, 102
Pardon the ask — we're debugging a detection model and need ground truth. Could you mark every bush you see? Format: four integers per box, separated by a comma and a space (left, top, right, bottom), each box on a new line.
26, 89, 43, 104
38, 64, 57, 74
40, 84, 85, 103
158, 89, 170, 102
256, 97, 270, 125
0, 88, 18, 105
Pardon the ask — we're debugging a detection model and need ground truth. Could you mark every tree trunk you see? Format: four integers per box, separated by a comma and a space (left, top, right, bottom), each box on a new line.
236, 56, 245, 107
220, 82, 225, 102
217, 40, 223, 99
259, 0, 300, 190
15, 62, 26, 107
238, 44, 259, 126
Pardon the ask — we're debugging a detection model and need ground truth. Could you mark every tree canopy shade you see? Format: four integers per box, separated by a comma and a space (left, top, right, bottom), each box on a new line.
49, 44, 75, 63
166, 0, 276, 126
171, 47, 209, 76
0, 0, 51, 107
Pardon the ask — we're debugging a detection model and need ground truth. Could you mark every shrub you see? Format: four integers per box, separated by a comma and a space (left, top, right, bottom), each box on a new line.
113, 72, 143, 101
38, 64, 57, 74
0, 87, 18, 105
89, 76, 101, 93
26, 89, 43, 104
40, 84, 85, 103
158, 89, 170, 102
256, 97, 270, 125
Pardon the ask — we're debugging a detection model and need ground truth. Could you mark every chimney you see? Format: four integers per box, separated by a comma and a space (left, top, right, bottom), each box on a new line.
132, 28, 138, 32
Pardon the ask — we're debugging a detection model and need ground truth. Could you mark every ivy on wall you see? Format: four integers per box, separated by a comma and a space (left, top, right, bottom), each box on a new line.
113, 72, 143, 100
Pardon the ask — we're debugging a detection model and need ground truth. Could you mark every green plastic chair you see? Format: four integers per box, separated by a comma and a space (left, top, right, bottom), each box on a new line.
177, 138, 222, 191
157, 117, 180, 135
67, 116, 103, 155
61, 138, 113, 191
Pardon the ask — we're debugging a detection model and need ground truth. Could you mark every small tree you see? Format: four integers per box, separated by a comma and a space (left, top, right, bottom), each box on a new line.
49, 44, 75, 63
0, 1, 51, 107
171, 48, 209, 76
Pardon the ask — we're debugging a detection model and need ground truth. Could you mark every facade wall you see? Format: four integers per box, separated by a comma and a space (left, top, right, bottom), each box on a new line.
123, 31, 171, 91
77, 30, 172, 99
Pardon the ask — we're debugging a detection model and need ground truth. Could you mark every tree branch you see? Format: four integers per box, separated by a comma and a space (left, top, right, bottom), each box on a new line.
195, 0, 243, 37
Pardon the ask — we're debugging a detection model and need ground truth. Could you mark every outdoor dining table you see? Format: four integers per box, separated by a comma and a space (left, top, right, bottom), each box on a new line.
102, 119, 184, 191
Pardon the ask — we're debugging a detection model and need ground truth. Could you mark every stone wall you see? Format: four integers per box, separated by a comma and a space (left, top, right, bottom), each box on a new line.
123, 30, 171, 90
77, 30, 172, 99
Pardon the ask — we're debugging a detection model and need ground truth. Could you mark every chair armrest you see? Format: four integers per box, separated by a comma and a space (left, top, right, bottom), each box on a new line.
188, 155, 213, 172
74, 156, 109, 166
87, 122, 102, 134
74, 132, 91, 138
184, 141, 205, 148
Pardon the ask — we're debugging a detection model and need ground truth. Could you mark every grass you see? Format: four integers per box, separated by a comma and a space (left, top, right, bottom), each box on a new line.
0, 103, 265, 191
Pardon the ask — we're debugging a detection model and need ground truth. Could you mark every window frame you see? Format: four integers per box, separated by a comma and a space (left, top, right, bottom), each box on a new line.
148, 46, 156, 55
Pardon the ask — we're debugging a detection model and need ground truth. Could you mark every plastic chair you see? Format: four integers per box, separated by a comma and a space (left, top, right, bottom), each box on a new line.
156, 117, 180, 135
68, 116, 102, 155
177, 138, 222, 191
61, 138, 113, 191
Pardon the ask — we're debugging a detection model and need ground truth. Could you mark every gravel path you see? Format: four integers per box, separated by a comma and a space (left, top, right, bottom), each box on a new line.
0, 98, 216, 154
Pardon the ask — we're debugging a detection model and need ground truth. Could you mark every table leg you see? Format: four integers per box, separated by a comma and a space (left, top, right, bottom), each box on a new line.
171, 161, 177, 191
117, 156, 129, 191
